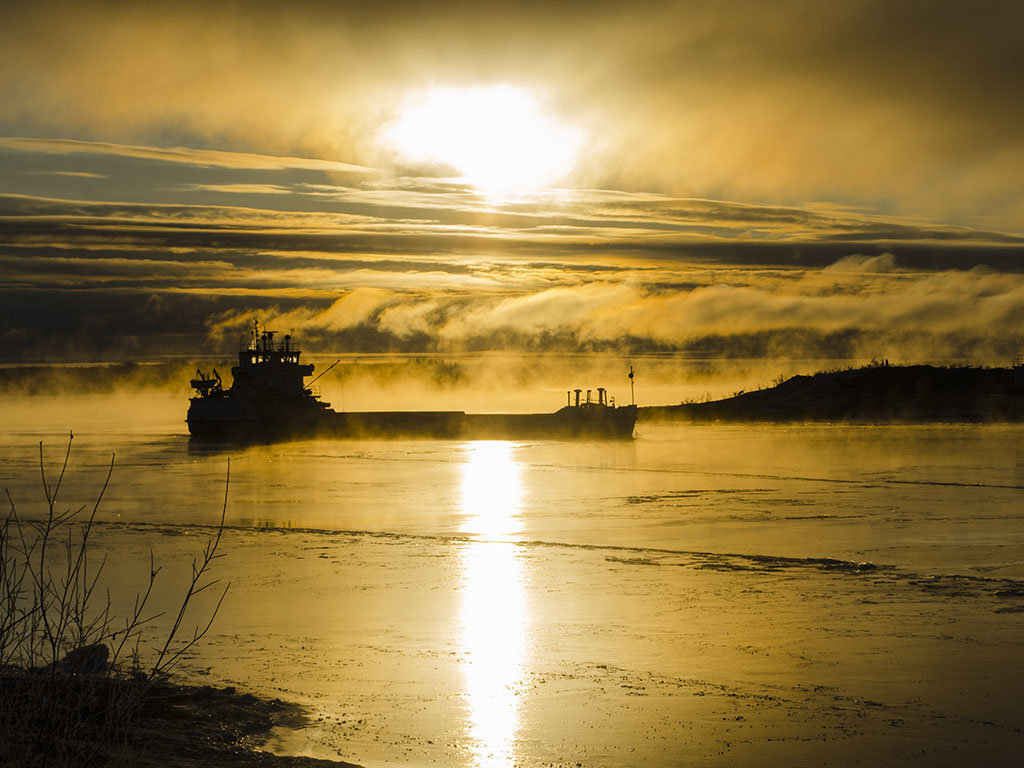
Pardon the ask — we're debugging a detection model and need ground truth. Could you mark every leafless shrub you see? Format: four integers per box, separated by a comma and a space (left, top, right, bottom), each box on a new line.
0, 432, 229, 766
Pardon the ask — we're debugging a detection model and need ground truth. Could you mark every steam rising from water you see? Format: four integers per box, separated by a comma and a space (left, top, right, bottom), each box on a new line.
0, 354, 880, 413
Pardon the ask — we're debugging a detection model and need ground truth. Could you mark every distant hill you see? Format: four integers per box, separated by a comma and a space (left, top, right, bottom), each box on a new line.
641, 364, 1023, 423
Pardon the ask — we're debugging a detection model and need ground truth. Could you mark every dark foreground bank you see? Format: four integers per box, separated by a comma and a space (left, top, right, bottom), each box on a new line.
642, 364, 1024, 423
132, 681, 359, 768
0, 670, 359, 768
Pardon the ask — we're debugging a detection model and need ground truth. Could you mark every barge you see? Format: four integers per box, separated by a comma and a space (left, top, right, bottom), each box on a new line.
187, 322, 637, 442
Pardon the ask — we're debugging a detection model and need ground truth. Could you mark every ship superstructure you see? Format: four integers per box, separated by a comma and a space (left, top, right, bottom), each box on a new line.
187, 321, 331, 440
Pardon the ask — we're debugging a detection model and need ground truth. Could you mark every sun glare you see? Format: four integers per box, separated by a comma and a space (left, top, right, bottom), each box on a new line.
459, 442, 526, 766
386, 85, 583, 192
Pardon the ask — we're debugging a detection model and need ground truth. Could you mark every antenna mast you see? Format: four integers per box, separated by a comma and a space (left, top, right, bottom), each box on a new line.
628, 365, 635, 405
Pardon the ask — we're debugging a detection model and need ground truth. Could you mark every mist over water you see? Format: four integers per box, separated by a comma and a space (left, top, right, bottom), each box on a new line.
3, 392, 1023, 766
0, 352, 874, 415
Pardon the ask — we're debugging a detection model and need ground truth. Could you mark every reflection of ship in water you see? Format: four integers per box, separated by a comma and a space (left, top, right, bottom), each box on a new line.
187, 322, 637, 442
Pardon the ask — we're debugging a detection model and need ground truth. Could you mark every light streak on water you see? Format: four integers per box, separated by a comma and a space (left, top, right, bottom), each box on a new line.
458, 441, 526, 767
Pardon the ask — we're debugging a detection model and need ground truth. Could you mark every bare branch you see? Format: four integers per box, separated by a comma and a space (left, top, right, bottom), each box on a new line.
2, 439, 230, 764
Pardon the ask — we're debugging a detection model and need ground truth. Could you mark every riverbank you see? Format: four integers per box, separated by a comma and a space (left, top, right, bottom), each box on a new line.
642, 364, 1023, 422
0, 670, 359, 768
130, 680, 361, 768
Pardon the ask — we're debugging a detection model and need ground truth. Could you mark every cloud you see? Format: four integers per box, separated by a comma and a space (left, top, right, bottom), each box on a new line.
194, 267, 1024, 361
207, 287, 393, 337
446, 283, 638, 339
2, 190, 1021, 270
377, 300, 448, 338
3, 1, 1023, 230
822, 253, 897, 274
0, 138, 373, 174
4, 256, 1024, 364
33, 170, 108, 179
185, 183, 293, 195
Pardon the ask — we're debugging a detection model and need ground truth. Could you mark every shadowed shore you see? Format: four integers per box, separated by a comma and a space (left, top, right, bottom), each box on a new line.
0, 670, 359, 768
642, 364, 1023, 423
131, 681, 359, 768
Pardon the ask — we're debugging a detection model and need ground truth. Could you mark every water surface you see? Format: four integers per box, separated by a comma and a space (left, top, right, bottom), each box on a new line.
3, 395, 1023, 766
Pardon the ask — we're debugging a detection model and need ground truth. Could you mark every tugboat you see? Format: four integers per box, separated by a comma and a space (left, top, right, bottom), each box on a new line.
187, 322, 334, 441
187, 321, 637, 442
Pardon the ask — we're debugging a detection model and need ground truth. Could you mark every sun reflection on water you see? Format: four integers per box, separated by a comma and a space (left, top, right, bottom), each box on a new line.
459, 442, 526, 767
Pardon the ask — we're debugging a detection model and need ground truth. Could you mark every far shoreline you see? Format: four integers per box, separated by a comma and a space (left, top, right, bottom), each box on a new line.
640, 363, 1024, 424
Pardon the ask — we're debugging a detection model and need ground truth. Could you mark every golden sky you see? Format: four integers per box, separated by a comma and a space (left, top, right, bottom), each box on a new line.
1, 0, 1023, 361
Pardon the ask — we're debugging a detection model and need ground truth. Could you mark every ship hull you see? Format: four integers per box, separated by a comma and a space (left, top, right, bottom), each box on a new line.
188, 399, 637, 443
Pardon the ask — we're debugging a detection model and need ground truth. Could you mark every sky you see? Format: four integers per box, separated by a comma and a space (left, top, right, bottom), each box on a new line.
2, 0, 1023, 363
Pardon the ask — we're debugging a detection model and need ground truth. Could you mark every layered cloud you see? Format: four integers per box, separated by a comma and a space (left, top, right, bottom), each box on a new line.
0, 138, 372, 174
2, 2, 1023, 364
183, 266, 1024, 367
2, 145, 1022, 363
6, 262, 1023, 363
3, 1, 1024, 229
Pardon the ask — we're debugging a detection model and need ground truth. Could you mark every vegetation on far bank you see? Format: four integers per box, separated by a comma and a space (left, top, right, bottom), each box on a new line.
641, 363, 1023, 423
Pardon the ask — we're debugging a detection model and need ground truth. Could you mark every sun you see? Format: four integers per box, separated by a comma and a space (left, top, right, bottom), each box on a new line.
385, 85, 583, 193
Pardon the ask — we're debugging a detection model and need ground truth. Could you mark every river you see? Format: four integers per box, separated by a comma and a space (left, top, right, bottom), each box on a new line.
2, 393, 1023, 766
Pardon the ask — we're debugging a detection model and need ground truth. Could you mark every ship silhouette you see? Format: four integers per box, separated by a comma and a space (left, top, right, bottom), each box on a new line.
187, 321, 637, 442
